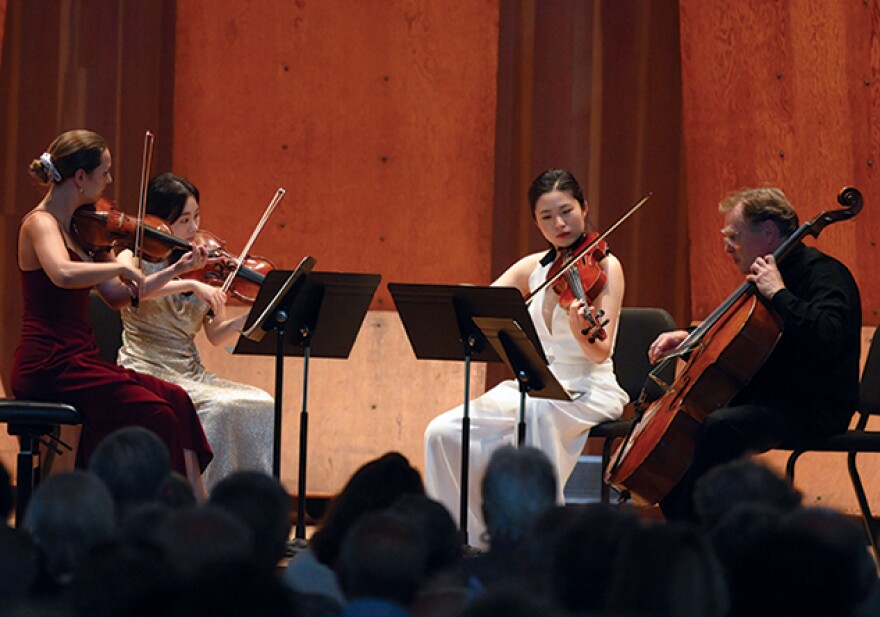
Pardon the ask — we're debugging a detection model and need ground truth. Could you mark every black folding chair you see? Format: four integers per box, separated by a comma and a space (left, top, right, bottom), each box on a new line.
773, 327, 880, 558
589, 307, 676, 504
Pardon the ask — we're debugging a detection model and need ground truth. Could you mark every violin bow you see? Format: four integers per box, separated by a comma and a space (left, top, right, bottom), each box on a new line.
220, 187, 286, 296
524, 192, 652, 305
131, 130, 156, 308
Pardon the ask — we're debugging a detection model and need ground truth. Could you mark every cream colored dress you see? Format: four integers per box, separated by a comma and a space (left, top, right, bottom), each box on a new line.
118, 262, 274, 489
424, 259, 628, 545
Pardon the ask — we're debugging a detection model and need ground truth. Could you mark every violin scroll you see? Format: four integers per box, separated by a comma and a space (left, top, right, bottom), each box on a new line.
580, 307, 609, 344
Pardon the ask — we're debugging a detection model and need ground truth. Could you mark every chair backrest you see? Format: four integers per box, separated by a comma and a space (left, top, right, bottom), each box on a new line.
859, 327, 880, 416
88, 291, 123, 364
612, 307, 677, 402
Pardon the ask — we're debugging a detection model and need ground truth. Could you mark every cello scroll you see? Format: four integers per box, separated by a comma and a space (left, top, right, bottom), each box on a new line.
803, 186, 862, 240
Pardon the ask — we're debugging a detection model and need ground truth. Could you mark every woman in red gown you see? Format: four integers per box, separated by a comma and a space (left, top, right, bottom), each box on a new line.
11, 129, 214, 495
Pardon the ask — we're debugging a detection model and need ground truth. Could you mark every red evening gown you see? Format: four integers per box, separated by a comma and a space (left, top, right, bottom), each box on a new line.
10, 256, 213, 474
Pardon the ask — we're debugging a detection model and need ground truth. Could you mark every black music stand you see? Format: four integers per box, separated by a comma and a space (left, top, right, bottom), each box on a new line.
471, 316, 582, 446
388, 283, 577, 543
235, 265, 381, 542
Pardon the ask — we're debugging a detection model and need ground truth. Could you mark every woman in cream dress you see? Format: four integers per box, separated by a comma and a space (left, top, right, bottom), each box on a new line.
117, 173, 273, 489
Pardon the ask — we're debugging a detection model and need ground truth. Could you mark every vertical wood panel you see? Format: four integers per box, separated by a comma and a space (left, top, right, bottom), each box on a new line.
491, 0, 536, 279
680, 0, 880, 323
492, 0, 688, 324
171, 0, 500, 492
0, 0, 6, 68
597, 1, 689, 318
172, 0, 499, 309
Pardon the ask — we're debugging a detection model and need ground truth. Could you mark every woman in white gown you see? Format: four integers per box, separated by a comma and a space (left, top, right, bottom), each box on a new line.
117, 173, 274, 489
424, 169, 628, 545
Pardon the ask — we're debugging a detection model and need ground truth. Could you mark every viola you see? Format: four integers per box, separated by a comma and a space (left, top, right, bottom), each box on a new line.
545, 231, 610, 343
70, 196, 191, 261
183, 229, 274, 304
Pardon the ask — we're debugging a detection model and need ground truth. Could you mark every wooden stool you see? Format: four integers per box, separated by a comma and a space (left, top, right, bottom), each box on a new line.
0, 399, 81, 527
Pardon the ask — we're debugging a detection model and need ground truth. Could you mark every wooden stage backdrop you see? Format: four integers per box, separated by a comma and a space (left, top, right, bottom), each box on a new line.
1, 0, 879, 516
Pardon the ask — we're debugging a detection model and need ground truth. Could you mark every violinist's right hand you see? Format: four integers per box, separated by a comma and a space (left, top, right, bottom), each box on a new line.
648, 329, 688, 364
190, 280, 227, 316
118, 264, 146, 299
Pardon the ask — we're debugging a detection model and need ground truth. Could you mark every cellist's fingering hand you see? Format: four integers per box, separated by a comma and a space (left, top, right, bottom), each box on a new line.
747, 254, 785, 300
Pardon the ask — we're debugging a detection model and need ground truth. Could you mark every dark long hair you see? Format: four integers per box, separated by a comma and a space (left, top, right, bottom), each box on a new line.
527, 169, 586, 217
147, 173, 200, 223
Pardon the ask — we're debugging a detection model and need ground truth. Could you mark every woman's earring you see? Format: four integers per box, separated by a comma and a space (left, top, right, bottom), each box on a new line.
79, 187, 85, 195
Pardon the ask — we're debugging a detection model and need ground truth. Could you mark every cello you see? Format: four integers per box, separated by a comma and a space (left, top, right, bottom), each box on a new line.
606, 186, 863, 505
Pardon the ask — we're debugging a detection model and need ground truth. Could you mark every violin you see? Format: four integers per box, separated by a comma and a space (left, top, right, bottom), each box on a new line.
524, 193, 652, 344
545, 232, 610, 343
70, 196, 191, 261
73, 183, 284, 308
182, 229, 274, 305
185, 187, 285, 308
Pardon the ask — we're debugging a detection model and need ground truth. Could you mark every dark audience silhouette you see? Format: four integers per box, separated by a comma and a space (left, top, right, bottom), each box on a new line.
1, 431, 877, 616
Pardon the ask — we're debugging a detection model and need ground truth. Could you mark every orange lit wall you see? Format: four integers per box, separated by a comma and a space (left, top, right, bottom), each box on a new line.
172, 1, 500, 305
170, 0, 500, 492
680, 0, 879, 323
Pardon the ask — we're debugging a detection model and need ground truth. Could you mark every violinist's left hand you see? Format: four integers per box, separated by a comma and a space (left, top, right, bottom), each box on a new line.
174, 245, 210, 275
747, 254, 785, 300
568, 299, 607, 343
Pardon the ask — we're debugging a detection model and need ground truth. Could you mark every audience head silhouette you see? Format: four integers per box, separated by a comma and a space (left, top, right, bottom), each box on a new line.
155, 506, 253, 580
608, 521, 730, 617
310, 451, 424, 567
693, 459, 802, 531
88, 426, 173, 519
210, 471, 292, 573
481, 445, 556, 546
336, 510, 428, 606
24, 471, 116, 585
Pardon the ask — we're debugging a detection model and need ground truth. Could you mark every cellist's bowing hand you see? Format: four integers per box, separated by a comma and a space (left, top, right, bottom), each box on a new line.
189, 280, 227, 316
648, 329, 688, 364
747, 254, 785, 300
